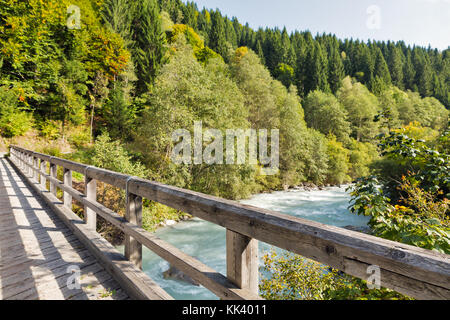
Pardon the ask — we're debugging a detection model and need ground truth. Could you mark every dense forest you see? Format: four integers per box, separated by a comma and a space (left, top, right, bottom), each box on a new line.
0, 0, 448, 300
1, 0, 447, 197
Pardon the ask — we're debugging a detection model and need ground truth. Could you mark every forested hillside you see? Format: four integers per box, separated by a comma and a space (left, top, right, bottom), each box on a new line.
159, 0, 450, 108
0, 0, 448, 201
1, 0, 449, 299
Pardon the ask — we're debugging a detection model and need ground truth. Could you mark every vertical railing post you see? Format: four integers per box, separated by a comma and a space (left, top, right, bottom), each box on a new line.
19, 151, 23, 169
40, 159, 47, 190
28, 154, 32, 176
125, 191, 143, 269
26, 153, 31, 175
49, 162, 57, 195
63, 168, 72, 209
84, 171, 97, 230
33, 155, 39, 182
226, 230, 259, 295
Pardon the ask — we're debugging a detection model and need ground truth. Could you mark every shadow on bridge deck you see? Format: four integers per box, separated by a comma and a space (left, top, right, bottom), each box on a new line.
0, 157, 128, 300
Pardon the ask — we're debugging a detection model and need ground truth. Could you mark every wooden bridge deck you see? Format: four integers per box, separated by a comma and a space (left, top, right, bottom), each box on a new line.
0, 157, 129, 300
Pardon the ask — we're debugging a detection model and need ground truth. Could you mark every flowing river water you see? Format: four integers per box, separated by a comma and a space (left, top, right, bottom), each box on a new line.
119, 186, 370, 300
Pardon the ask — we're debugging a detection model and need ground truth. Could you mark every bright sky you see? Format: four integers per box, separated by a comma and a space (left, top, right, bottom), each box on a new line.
189, 0, 450, 50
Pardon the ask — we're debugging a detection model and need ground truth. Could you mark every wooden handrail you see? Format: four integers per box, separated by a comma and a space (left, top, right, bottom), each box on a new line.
8, 145, 450, 300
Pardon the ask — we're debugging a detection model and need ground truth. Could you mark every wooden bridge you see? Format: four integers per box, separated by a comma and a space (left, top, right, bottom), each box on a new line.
1, 146, 449, 300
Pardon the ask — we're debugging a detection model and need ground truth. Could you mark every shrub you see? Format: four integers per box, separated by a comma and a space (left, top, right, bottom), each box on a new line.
260, 250, 408, 300
40, 120, 61, 140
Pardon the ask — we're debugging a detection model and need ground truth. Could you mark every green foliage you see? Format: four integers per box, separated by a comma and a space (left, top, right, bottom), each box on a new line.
99, 82, 136, 140
133, 43, 257, 199
377, 128, 449, 198
396, 91, 448, 130
92, 132, 148, 177
131, 0, 167, 94
349, 125, 450, 254
348, 176, 449, 253
338, 77, 380, 142
0, 0, 129, 133
0, 85, 33, 137
260, 250, 408, 300
347, 139, 379, 179
303, 90, 351, 142
274, 63, 294, 88
326, 135, 350, 185
40, 120, 61, 140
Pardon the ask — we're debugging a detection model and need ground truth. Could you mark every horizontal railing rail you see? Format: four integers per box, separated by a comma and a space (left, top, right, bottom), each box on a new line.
8, 145, 450, 300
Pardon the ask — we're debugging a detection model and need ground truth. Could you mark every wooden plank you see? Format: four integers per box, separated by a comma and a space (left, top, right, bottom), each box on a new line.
0, 250, 95, 299
125, 192, 142, 269
4, 256, 100, 300
1, 236, 81, 260
0, 224, 72, 244
0, 246, 92, 278
9, 160, 172, 301
0, 230, 77, 255
226, 230, 259, 294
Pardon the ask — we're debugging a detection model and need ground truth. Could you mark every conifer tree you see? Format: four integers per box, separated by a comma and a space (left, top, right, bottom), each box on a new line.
388, 45, 405, 89
328, 46, 345, 93
304, 42, 330, 94
414, 49, 433, 97
132, 0, 167, 95
256, 40, 265, 64
102, 0, 134, 48
403, 50, 416, 90
209, 10, 228, 57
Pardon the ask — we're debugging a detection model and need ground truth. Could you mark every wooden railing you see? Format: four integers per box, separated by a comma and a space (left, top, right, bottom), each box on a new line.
8, 145, 450, 300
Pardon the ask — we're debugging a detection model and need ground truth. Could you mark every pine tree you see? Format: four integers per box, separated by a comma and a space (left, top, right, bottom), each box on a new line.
433, 74, 449, 107
370, 47, 391, 93
328, 46, 345, 93
355, 44, 374, 85
102, 0, 134, 48
255, 40, 265, 64
181, 1, 198, 27
413, 49, 433, 97
209, 10, 228, 57
132, 0, 167, 94
304, 42, 330, 94
403, 50, 416, 90
225, 19, 238, 48
388, 45, 405, 89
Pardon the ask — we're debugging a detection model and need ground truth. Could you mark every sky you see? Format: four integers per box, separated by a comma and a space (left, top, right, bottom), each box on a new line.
188, 0, 450, 50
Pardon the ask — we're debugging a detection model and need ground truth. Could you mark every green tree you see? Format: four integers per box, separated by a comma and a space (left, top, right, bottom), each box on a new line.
134, 42, 258, 199
209, 10, 228, 58
387, 45, 405, 89
304, 42, 330, 94
338, 77, 380, 142
403, 51, 416, 90
328, 46, 345, 93
102, 0, 134, 48
274, 63, 295, 88
326, 135, 351, 184
131, 0, 167, 94
303, 90, 351, 142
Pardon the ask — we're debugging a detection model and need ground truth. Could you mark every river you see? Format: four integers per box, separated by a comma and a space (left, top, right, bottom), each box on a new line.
119, 186, 370, 300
